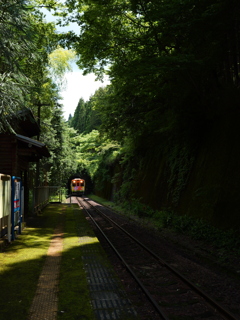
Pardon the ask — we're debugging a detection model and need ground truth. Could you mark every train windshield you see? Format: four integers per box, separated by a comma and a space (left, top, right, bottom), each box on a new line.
71, 179, 85, 192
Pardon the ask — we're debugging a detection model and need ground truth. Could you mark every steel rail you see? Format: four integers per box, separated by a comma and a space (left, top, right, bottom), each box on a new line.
83, 197, 238, 320
77, 197, 170, 320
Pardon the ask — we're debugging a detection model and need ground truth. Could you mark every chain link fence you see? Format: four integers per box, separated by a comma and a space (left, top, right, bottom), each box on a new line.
33, 186, 66, 214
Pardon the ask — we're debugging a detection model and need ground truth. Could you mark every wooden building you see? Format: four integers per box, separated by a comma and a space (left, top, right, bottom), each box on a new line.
0, 108, 50, 216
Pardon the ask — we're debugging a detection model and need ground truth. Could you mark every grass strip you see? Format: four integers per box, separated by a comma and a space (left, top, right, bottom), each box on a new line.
57, 204, 95, 320
0, 204, 59, 319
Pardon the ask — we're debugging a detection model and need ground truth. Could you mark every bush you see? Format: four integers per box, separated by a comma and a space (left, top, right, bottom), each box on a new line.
153, 211, 240, 255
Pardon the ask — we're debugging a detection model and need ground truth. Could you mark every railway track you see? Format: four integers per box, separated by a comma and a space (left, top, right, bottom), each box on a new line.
74, 196, 239, 320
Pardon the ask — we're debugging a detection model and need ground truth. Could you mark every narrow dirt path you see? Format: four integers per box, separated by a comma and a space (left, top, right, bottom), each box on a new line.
28, 224, 64, 320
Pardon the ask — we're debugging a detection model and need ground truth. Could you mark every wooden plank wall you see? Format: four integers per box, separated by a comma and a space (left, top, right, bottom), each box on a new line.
0, 134, 16, 176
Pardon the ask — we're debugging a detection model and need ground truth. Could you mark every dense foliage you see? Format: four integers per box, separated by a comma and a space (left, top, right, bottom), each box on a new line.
58, 0, 240, 229
61, 0, 240, 146
2, 0, 240, 227
69, 87, 106, 134
62, 4, 239, 140
0, 0, 79, 186
0, 0, 54, 131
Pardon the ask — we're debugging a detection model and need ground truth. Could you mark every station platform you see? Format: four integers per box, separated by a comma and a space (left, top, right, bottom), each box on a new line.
26, 202, 138, 320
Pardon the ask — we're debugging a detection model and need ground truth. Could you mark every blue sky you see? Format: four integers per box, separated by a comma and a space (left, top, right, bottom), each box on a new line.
42, 8, 110, 119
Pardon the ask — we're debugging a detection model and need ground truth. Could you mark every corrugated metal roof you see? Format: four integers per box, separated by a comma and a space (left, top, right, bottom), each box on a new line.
16, 134, 50, 157
16, 134, 45, 147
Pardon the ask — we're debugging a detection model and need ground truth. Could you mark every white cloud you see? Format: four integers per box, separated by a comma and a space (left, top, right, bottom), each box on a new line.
59, 71, 109, 119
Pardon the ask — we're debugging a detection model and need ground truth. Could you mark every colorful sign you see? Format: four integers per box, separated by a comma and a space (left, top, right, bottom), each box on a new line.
74, 186, 82, 191
11, 176, 22, 240
0, 174, 11, 240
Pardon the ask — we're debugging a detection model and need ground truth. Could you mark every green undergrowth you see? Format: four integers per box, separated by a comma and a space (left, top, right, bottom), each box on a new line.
156, 210, 240, 256
57, 204, 95, 320
88, 194, 114, 208
89, 194, 131, 216
0, 204, 59, 319
90, 194, 240, 258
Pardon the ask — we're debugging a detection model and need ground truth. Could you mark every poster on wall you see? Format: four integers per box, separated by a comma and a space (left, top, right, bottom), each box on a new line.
14, 180, 21, 224
0, 174, 11, 239
11, 176, 22, 241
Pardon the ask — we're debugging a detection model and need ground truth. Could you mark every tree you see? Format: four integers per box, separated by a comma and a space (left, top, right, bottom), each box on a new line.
70, 93, 102, 134
67, 113, 73, 123
71, 98, 85, 132
0, 0, 82, 187
58, 1, 239, 158
48, 45, 76, 90
70, 129, 120, 178
40, 104, 78, 186
0, 0, 41, 131
0, 0, 61, 132
56, 0, 240, 211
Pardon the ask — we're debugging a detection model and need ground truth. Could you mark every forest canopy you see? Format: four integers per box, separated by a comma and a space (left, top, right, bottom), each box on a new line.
0, 0, 80, 185
59, 0, 240, 145
2, 0, 240, 168
61, 0, 240, 229
1, 1, 240, 228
